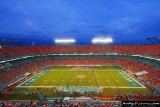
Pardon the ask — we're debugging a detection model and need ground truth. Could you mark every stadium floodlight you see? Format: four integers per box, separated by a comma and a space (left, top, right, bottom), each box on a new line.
55, 39, 76, 44
92, 37, 113, 44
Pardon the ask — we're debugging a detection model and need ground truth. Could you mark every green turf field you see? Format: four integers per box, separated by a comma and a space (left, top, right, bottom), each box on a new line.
13, 66, 152, 97
19, 66, 142, 87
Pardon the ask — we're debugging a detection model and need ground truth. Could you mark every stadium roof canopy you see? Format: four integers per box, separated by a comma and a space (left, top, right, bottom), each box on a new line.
0, 0, 160, 46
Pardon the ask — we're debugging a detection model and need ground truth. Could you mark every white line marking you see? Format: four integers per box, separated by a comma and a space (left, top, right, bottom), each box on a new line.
16, 86, 146, 88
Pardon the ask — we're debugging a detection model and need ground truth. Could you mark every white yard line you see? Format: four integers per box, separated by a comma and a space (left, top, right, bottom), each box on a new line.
94, 70, 100, 86
102, 71, 107, 86
75, 72, 78, 85
108, 71, 117, 86
58, 69, 68, 85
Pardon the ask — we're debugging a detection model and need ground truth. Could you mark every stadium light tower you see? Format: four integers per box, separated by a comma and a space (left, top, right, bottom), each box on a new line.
55, 39, 76, 44
92, 37, 113, 44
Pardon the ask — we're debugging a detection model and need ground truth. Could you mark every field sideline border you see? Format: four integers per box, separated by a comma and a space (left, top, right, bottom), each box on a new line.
17, 86, 146, 88
121, 70, 146, 88
17, 70, 46, 87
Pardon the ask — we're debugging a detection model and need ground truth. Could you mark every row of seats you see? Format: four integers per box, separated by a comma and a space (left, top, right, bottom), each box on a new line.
0, 100, 121, 107
1, 96, 160, 106
118, 94, 160, 101
0, 45, 159, 60
0, 59, 54, 91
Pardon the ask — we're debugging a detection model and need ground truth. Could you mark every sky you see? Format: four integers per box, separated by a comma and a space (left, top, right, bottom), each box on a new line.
0, 0, 160, 45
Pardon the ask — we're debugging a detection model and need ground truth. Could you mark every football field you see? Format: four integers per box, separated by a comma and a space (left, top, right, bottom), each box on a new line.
19, 66, 142, 87
14, 66, 152, 96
